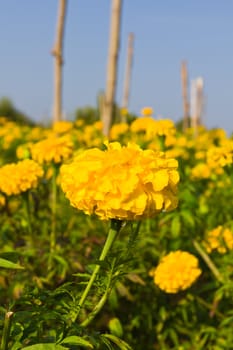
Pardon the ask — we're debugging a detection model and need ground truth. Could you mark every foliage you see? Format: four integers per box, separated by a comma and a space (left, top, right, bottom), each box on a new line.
0, 97, 35, 126
0, 115, 233, 349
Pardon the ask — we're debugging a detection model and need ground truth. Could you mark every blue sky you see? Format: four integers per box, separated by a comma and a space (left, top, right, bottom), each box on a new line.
0, 1, 233, 133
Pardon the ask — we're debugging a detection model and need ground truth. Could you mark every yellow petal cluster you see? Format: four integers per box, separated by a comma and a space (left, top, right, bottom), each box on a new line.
0, 194, 6, 207
0, 159, 44, 196
52, 121, 73, 135
190, 163, 212, 180
150, 251, 201, 293
207, 144, 233, 168
204, 226, 233, 253
130, 117, 175, 142
140, 107, 154, 116
110, 123, 129, 140
31, 135, 73, 164
60, 142, 179, 220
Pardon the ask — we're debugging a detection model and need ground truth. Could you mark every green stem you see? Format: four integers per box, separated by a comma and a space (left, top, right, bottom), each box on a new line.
126, 221, 141, 254
48, 165, 58, 272
22, 191, 33, 243
74, 219, 122, 323
81, 258, 116, 327
193, 240, 224, 283
1, 311, 13, 350
50, 165, 57, 255
194, 295, 224, 319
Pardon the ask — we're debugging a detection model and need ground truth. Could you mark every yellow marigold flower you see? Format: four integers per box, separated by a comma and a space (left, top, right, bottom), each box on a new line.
130, 117, 155, 131
155, 119, 176, 137
0, 194, 6, 207
207, 145, 233, 168
150, 251, 201, 293
16, 142, 33, 159
141, 107, 154, 116
0, 159, 44, 196
31, 135, 73, 164
93, 121, 103, 131
120, 108, 128, 116
60, 142, 179, 220
110, 123, 129, 140
53, 121, 73, 134
75, 119, 84, 128
204, 226, 233, 253
190, 163, 211, 180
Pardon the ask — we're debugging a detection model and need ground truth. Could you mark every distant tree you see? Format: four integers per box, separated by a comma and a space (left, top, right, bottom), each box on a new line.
175, 116, 191, 133
0, 97, 35, 126
75, 106, 100, 125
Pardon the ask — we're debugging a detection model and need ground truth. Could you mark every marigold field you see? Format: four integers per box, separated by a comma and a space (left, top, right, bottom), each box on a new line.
1, 115, 233, 350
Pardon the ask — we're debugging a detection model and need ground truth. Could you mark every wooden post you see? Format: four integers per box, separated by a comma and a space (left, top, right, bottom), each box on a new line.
190, 79, 197, 134
51, 0, 67, 123
181, 61, 189, 131
196, 77, 204, 126
102, 0, 122, 136
121, 32, 134, 122
191, 77, 204, 136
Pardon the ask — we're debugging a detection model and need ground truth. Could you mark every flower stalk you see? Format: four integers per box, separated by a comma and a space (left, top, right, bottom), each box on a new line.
74, 219, 122, 323
50, 164, 58, 255
193, 240, 224, 283
22, 191, 33, 242
1, 311, 13, 350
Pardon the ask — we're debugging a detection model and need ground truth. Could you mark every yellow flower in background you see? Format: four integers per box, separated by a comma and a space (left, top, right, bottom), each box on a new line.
0, 194, 6, 207
31, 135, 73, 164
190, 163, 212, 180
60, 142, 179, 221
207, 144, 233, 168
204, 226, 233, 253
110, 123, 129, 140
25, 126, 49, 142
130, 118, 176, 143
150, 251, 201, 293
0, 159, 44, 196
155, 119, 176, 137
120, 107, 128, 117
52, 120, 73, 134
16, 142, 33, 159
141, 107, 154, 117
130, 117, 156, 133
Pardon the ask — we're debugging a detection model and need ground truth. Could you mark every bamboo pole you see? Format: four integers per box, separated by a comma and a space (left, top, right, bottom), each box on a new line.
181, 61, 189, 131
121, 32, 134, 122
196, 77, 204, 126
51, 0, 67, 123
102, 0, 122, 136
190, 79, 197, 135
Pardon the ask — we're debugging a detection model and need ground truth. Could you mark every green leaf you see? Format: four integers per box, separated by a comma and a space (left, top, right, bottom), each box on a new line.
60, 336, 93, 348
180, 210, 195, 227
0, 258, 24, 269
108, 317, 123, 338
171, 216, 181, 237
21, 344, 68, 350
102, 334, 133, 350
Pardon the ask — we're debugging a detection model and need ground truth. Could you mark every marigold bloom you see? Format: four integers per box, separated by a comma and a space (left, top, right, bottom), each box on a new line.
141, 107, 154, 116
53, 121, 73, 134
204, 226, 233, 253
110, 123, 129, 140
0, 159, 44, 196
60, 142, 179, 220
191, 163, 212, 180
0, 194, 6, 207
207, 145, 233, 168
31, 135, 73, 164
150, 251, 201, 293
